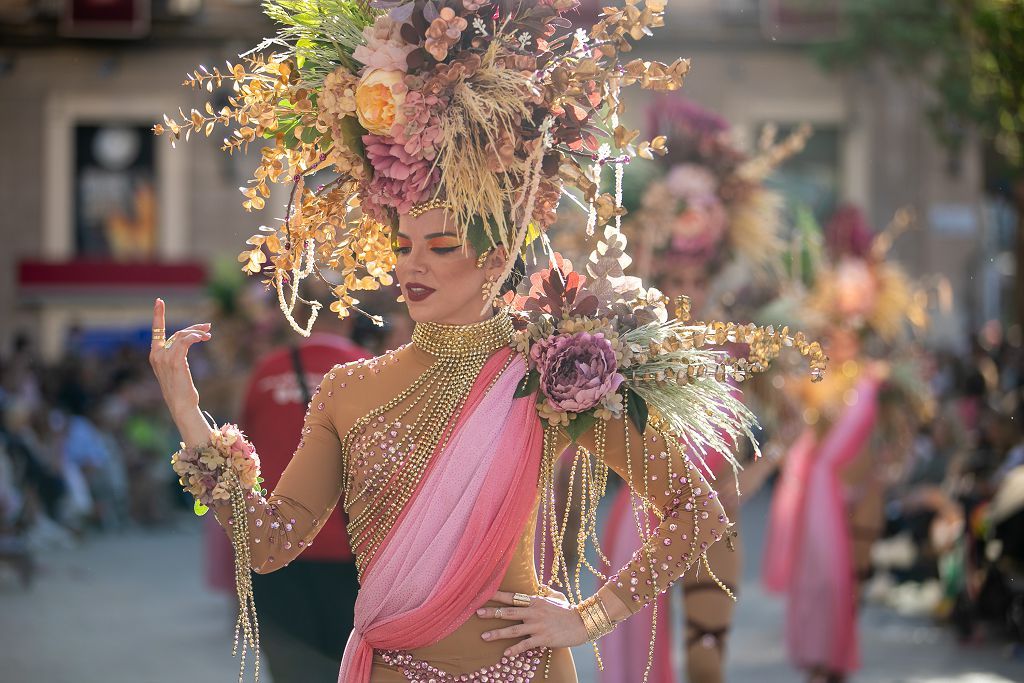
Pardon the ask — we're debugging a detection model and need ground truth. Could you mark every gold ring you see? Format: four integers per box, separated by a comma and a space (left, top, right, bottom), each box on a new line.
512, 593, 532, 607
152, 329, 166, 341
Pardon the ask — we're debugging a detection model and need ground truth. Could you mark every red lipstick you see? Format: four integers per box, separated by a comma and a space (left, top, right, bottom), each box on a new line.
404, 282, 436, 302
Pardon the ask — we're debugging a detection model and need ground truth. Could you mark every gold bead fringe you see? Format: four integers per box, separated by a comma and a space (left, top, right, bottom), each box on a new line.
227, 470, 261, 683
344, 312, 514, 579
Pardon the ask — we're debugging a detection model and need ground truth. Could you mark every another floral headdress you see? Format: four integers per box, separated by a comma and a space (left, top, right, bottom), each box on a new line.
806, 205, 928, 342
624, 97, 810, 280
156, 0, 690, 333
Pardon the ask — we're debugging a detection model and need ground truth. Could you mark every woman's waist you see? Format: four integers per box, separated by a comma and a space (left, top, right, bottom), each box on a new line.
370, 572, 542, 672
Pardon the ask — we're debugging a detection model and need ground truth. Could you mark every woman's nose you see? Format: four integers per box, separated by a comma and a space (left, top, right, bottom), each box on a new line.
405, 246, 428, 274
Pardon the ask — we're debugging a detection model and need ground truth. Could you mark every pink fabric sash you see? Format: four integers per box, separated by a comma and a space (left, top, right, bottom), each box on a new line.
762, 375, 881, 674
338, 350, 543, 682
599, 484, 676, 683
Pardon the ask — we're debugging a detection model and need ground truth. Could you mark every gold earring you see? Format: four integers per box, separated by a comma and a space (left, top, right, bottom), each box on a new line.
481, 275, 497, 302
475, 250, 490, 269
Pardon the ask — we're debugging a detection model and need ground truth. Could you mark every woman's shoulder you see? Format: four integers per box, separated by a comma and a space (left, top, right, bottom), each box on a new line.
320, 344, 415, 382
318, 344, 421, 425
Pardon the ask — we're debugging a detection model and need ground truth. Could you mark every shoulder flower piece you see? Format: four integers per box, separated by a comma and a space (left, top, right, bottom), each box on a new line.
512, 224, 827, 477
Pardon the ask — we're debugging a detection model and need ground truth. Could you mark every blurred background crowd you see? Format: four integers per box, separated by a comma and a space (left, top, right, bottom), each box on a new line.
2, 0, 1024, 681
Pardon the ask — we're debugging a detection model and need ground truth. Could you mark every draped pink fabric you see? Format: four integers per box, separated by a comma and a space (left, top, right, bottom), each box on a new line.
762, 428, 817, 593
599, 484, 676, 683
762, 376, 881, 674
338, 350, 544, 682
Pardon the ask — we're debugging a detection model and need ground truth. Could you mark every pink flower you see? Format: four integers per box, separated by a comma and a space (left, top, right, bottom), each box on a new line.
362, 133, 440, 218
353, 15, 416, 73
393, 89, 444, 161
530, 331, 624, 413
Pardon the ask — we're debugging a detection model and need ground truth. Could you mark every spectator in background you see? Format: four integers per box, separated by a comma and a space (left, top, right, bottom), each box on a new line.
228, 311, 373, 683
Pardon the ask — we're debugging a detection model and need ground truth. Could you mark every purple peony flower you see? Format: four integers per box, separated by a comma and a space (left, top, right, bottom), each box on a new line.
530, 331, 624, 413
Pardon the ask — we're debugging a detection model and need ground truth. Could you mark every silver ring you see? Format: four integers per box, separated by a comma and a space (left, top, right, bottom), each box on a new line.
162, 336, 175, 350
495, 607, 503, 619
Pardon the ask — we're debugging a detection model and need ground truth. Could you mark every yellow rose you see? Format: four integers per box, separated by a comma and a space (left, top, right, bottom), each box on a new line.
354, 69, 406, 136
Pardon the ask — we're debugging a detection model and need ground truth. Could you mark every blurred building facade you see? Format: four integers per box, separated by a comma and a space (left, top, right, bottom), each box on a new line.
0, 0, 997, 359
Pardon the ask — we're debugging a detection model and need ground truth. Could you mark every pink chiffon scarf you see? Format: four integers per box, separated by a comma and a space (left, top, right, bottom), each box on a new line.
338, 349, 544, 682
762, 375, 881, 674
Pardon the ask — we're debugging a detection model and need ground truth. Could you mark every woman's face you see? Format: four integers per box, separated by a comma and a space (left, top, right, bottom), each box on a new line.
394, 208, 506, 325
827, 327, 861, 364
657, 262, 709, 318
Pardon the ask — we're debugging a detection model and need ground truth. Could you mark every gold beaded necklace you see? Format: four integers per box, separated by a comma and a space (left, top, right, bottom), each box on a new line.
342, 311, 514, 579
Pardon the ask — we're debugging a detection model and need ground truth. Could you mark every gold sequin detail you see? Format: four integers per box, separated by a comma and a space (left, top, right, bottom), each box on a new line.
343, 312, 514, 579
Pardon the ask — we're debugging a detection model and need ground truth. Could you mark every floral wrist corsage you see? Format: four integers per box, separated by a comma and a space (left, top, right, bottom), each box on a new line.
170, 422, 264, 680
170, 423, 264, 515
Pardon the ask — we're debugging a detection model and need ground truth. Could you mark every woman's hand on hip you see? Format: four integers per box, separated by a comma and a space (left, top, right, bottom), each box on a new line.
476, 588, 590, 657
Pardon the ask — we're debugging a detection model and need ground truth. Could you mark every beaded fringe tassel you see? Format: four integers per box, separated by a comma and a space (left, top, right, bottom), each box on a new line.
227, 470, 261, 683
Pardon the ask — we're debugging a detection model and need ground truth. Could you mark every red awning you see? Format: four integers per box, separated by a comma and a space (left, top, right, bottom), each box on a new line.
18, 259, 207, 296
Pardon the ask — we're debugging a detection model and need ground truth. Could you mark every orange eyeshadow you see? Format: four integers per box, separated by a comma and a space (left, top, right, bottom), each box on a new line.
426, 236, 463, 249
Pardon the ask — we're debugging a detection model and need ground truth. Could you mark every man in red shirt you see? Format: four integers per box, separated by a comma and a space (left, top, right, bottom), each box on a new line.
242, 330, 369, 683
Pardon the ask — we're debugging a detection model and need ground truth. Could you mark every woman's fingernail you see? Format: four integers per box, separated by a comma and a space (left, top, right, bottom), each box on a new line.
482, 633, 490, 640
477, 609, 485, 616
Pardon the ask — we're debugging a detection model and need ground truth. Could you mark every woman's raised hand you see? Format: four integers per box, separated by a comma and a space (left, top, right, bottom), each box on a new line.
148, 298, 211, 421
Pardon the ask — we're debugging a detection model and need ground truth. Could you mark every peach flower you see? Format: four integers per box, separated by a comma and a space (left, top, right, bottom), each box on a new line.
355, 69, 407, 136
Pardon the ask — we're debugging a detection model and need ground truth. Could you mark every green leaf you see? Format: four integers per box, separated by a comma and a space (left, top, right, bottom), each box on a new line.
337, 115, 367, 158
194, 500, 209, 516
467, 214, 498, 257
625, 389, 649, 434
514, 370, 540, 398
564, 411, 597, 442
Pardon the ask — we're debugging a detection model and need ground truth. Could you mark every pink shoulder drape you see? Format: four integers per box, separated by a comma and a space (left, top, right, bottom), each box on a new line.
338, 350, 544, 682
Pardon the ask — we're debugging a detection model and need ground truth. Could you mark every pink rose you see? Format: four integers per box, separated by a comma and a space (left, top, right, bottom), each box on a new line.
530, 331, 624, 413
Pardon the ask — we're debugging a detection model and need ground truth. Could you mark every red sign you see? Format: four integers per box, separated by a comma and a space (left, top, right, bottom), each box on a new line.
60, 0, 151, 39
18, 259, 206, 296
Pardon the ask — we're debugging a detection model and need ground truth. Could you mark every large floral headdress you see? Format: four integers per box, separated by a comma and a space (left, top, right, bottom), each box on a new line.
807, 205, 928, 342
624, 96, 810, 280
156, 0, 691, 333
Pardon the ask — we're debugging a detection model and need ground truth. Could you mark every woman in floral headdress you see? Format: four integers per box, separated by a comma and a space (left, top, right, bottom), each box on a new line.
598, 96, 808, 683
148, 3, 823, 682
762, 205, 931, 683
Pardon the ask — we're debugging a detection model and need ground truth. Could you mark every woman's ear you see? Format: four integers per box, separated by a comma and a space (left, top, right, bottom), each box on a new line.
484, 245, 510, 272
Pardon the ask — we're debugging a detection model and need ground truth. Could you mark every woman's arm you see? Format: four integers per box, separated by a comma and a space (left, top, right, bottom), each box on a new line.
150, 298, 348, 574
204, 370, 347, 573
579, 419, 731, 623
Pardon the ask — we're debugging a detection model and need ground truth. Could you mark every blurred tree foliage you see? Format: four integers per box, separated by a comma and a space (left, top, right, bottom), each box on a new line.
816, 0, 1023, 168
815, 0, 1024, 318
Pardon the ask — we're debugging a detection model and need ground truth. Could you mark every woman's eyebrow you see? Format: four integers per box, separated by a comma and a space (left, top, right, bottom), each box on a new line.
394, 232, 460, 240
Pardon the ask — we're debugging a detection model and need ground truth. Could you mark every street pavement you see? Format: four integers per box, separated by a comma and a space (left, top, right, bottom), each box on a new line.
1, 489, 1022, 682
